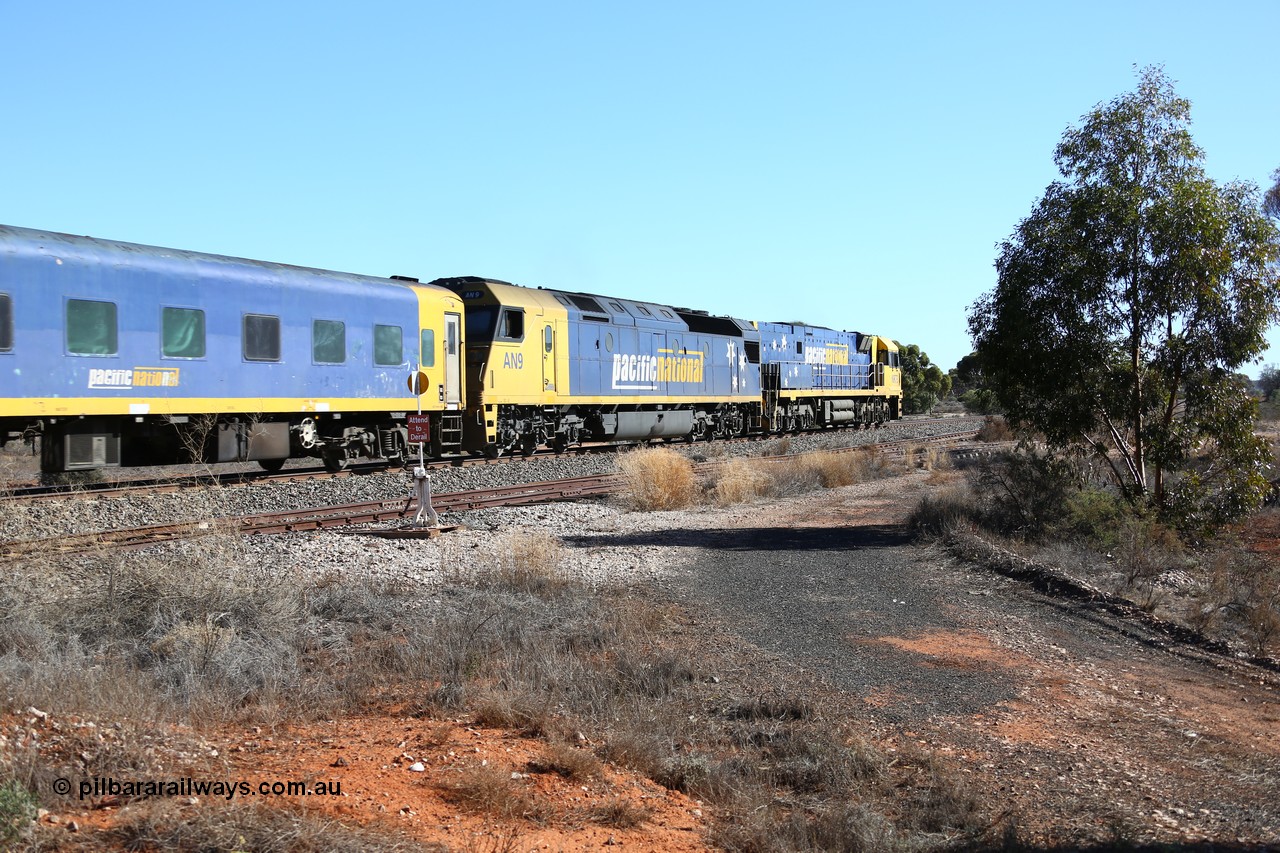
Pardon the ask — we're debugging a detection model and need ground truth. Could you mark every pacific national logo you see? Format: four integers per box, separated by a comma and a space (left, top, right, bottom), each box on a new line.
804, 343, 850, 366
612, 349, 704, 390
88, 367, 181, 389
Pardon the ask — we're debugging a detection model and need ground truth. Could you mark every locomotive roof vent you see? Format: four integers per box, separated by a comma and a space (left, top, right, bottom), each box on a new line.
390, 275, 419, 282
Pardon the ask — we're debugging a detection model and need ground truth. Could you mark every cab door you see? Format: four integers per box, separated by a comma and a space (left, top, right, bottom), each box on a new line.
445, 312, 461, 409
542, 323, 557, 392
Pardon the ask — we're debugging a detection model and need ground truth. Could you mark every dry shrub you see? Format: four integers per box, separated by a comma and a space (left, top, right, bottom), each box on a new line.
976, 415, 1014, 442
617, 447, 697, 510
765, 449, 887, 497
907, 484, 979, 539
906, 442, 951, 472
444, 764, 553, 824
710, 457, 770, 506
110, 799, 421, 852
585, 798, 651, 828
530, 740, 602, 781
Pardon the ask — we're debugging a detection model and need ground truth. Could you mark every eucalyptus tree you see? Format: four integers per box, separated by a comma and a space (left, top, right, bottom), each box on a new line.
969, 67, 1280, 529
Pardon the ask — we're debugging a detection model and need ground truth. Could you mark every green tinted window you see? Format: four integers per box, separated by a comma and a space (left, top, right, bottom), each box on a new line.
420, 329, 435, 368
312, 319, 346, 364
243, 314, 280, 362
0, 293, 11, 352
374, 324, 403, 366
67, 299, 118, 355
161, 307, 205, 358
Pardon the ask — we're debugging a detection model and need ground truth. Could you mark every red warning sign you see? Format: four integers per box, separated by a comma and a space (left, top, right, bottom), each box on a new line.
407, 414, 431, 444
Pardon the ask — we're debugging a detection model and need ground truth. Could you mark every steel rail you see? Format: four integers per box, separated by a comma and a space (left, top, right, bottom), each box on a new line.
0, 417, 982, 503
0, 430, 985, 558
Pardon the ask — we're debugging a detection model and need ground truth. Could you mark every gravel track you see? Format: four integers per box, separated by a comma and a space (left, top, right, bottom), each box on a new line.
0, 416, 975, 541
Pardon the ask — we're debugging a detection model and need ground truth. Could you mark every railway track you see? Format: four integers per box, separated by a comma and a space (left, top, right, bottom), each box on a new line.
0, 429, 984, 558
0, 416, 980, 503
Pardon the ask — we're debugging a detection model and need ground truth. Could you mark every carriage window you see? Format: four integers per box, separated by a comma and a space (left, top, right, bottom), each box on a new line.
544, 325, 553, 353
162, 307, 205, 358
312, 319, 345, 364
67, 299, 118, 355
243, 314, 280, 362
374, 324, 404, 366
796, 341, 803, 354
0, 294, 12, 352
419, 329, 435, 367
498, 308, 524, 342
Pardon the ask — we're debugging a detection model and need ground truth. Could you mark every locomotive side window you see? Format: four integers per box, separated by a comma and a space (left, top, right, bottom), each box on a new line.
243, 314, 281, 362
374, 324, 404, 366
497, 308, 524, 342
312, 319, 346, 364
161, 307, 205, 358
419, 329, 435, 368
0, 293, 11, 352
67, 299, 118, 355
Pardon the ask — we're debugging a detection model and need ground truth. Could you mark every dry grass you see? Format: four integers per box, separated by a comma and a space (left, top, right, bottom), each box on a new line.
905, 442, 952, 472
1, 494, 993, 850
710, 457, 771, 505
617, 447, 698, 510
763, 448, 890, 497
975, 415, 1014, 442
583, 798, 651, 828
107, 799, 424, 853
529, 740, 603, 781
469, 530, 568, 595
443, 764, 554, 824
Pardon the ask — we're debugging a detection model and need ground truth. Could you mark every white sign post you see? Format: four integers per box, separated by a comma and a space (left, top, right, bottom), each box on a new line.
407, 368, 438, 527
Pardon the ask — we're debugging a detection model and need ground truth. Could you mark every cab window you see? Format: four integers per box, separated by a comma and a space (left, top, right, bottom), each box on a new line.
67, 299, 118, 355
497, 308, 524, 342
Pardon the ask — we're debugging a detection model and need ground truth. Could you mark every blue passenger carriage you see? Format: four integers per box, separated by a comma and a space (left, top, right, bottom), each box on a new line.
0, 225, 465, 473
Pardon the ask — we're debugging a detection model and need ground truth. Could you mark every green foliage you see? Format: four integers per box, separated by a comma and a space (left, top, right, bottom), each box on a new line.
0, 779, 37, 846
897, 342, 951, 414
959, 388, 1000, 415
1259, 364, 1280, 402
1062, 487, 1129, 547
979, 449, 1079, 539
968, 66, 1280, 532
1265, 166, 1280, 220
948, 352, 984, 396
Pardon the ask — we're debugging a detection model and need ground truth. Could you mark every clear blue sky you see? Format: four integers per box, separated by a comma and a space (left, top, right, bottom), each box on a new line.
3, 1, 1277, 375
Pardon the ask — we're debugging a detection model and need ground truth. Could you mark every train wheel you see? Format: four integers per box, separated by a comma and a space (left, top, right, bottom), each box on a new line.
258, 458, 287, 473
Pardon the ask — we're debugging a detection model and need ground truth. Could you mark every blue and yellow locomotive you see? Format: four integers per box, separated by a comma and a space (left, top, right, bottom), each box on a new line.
0, 225, 465, 473
436, 277, 901, 457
